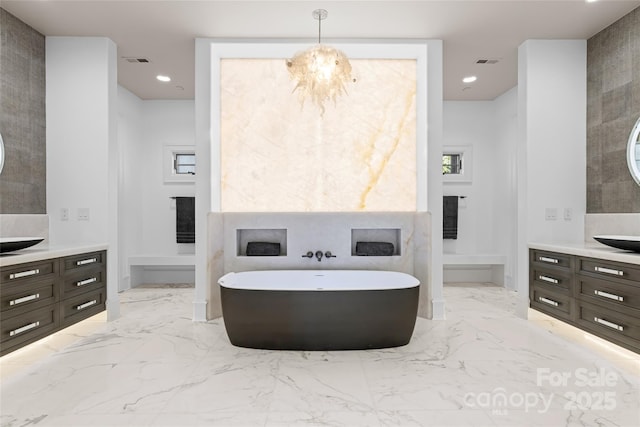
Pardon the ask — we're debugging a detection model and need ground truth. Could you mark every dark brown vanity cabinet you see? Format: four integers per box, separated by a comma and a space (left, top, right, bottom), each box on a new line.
529, 249, 640, 353
529, 250, 575, 321
0, 250, 107, 356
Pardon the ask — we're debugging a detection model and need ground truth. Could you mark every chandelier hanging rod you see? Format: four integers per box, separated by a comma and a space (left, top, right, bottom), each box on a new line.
312, 9, 328, 44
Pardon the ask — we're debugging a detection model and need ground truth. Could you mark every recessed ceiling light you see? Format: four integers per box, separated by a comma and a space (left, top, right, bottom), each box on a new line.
585, 0, 598, 3
156, 75, 171, 82
462, 76, 477, 84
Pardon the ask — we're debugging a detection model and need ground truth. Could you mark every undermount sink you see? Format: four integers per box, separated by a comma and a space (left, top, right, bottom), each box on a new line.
593, 235, 640, 253
0, 237, 45, 253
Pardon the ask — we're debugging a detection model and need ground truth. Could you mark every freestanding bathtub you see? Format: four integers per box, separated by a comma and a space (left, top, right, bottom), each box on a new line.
218, 270, 420, 350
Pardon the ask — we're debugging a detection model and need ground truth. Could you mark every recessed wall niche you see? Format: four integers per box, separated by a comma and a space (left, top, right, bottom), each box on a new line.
236, 228, 287, 256
351, 228, 401, 256
220, 58, 417, 212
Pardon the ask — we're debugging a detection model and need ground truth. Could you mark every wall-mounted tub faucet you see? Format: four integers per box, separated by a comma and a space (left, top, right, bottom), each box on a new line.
302, 250, 336, 261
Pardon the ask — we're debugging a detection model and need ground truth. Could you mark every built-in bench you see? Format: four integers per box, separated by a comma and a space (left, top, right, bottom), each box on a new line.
128, 255, 195, 288
443, 253, 507, 286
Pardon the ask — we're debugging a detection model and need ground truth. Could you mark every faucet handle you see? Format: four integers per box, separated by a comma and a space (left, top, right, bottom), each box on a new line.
301, 251, 313, 258
324, 251, 337, 258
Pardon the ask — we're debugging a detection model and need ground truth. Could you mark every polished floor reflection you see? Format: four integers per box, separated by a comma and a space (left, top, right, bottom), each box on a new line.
1, 283, 638, 426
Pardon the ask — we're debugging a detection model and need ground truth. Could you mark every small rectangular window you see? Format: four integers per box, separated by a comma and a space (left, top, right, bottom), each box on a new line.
175, 153, 195, 175
164, 145, 195, 183
442, 153, 461, 175
443, 146, 472, 183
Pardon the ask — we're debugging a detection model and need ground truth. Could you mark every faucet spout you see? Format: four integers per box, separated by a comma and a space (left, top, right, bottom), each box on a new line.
315, 250, 323, 262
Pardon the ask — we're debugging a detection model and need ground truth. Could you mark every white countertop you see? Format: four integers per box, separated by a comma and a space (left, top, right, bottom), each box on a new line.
0, 243, 108, 267
529, 241, 640, 265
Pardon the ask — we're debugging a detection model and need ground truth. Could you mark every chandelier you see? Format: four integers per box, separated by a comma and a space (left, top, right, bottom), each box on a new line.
286, 9, 354, 116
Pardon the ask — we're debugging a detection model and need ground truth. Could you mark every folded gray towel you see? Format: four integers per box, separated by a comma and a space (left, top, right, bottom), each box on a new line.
246, 242, 281, 256
355, 241, 395, 256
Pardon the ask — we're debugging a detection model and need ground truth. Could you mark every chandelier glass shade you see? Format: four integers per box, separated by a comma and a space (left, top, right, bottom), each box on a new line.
286, 9, 353, 115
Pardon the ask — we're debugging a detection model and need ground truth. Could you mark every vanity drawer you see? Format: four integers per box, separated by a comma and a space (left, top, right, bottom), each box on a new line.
0, 305, 58, 354
0, 278, 58, 318
576, 300, 640, 352
578, 257, 640, 285
531, 268, 572, 293
61, 251, 106, 276
530, 250, 573, 271
576, 275, 640, 315
60, 288, 105, 327
61, 269, 105, 300
0, 259, 57, 287
530, 286, 572, 320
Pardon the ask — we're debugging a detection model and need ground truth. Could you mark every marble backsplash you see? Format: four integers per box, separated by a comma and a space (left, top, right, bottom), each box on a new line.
584, 213, 640, 242
0, 214, 49, 242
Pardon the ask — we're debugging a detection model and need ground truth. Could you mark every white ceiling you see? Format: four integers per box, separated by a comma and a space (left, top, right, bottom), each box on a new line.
3, 1, 638, 101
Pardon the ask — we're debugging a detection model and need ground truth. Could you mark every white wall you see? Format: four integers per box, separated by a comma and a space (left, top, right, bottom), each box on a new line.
117, 93, 196, 289
443, 101, 498, 255
46, 36, 120, 319
117, 86, 144, 290
517, 40, 587, 316
138, 101, 195, 255
442, 88, 518, 287
493, 88, 519, 288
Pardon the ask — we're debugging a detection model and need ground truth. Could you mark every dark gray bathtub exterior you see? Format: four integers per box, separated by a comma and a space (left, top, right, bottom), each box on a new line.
220, 285, 419, 350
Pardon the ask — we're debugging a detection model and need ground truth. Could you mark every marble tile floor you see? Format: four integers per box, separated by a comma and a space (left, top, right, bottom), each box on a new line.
1, 283, 638, 427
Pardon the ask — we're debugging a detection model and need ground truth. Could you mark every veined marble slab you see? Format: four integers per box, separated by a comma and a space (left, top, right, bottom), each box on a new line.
220, 59, 417, 212
0, 214, 49, 243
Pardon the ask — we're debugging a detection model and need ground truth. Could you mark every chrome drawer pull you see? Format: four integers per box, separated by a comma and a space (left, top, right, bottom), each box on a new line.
76, 258, 97, 266
594, 290, 624, 302
538, 296, 559, 307
539, 275, 559, 284
9, 321, 40, 336
594, 317, 624, 332
9, 269, 40, 279
594, 266, 623, 276
539, 256, 559, 264
76, 277, 97, 287
9, 293, 40, 306
76, 300, 97, 310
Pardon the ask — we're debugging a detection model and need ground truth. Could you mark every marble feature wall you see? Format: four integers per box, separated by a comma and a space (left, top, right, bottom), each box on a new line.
220, 59, 417, 212
584, 213, 640, 242
207, 212, 431, 319
0, 214, 49, 242
587, 6, 640, 213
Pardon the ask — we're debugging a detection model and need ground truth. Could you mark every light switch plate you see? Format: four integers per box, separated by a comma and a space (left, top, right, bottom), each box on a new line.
60, 208, 69, 221
545, 208, 557, 221
77, 208, 90, 221
564, 208, 573, 221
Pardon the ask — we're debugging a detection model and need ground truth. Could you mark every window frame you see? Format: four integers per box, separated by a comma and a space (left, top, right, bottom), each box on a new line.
164, 145, 196, 183
442, 145, 472, 183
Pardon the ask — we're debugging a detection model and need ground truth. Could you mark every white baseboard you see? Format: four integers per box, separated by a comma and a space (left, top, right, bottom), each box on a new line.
431, 298, 446, 320
192, 299, 208, 322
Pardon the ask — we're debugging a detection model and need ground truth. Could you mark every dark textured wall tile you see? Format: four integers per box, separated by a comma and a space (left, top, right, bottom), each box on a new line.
602, 84, 630, 123
0, 8, 46, 214
601, 149, 627, 183
587, 93, 602, 127
632, 79, 640, 119
587, 184, 603, 213
587, 6, 640, 213
601, 117, 630, 154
